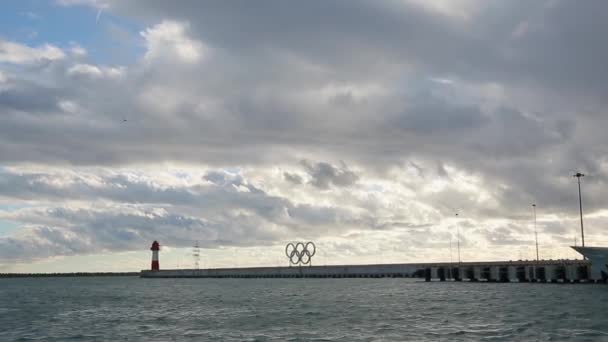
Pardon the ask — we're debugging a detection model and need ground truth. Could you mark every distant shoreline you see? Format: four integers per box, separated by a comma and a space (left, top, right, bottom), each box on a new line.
0, 272, 139, 278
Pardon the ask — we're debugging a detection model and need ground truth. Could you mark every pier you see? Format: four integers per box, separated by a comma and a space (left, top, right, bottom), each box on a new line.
140, 259, 603, 283
140, 246, 608, 283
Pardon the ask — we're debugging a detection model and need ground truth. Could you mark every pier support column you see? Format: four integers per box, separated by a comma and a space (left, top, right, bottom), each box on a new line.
508, 266, 517, 282
527, 266, 535, 282
555, 265, 567, 283
474, 267, 482, 281
482, 267, 492, 281
516, 266, 527, 282
452, 267, 461, 281
577, 265, 589, 282
431, 267, 439, 280
530, 265, 538, 282
545, 265, 556, 283
438, 267, 446, 281
499, 267, 510, 282
567, 265, 578, 283
465, 267, 475, 281
536, 266, 546, 282
490, 266, 499, 282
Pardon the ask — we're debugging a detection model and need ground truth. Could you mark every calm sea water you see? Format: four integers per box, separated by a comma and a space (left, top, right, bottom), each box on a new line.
1, 277, 607, 341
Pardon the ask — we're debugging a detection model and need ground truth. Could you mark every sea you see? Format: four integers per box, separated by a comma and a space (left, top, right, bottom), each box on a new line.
1, 277, 607, 341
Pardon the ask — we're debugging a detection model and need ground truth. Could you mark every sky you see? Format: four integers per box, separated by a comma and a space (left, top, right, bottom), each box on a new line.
1, 0, 607, 272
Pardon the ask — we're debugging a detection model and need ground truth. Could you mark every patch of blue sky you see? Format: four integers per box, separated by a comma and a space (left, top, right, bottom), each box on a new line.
0, 0, 144, 65
0, 204, 29, 211
224, 167, 242, 175
173, 171, 190, 179
0, 219, 20, 236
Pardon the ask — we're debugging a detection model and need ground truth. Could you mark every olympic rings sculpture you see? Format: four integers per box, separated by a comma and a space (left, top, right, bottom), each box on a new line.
285, 241, 316, 266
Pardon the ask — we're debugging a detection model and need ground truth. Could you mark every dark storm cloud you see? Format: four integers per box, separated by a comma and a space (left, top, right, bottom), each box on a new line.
0, 170, 287, 222
0, 210, 277, 261
0, 82, 62, 112
283, 172, 303, 185
1, 1, 598, 169
300, 160, 359, 189
483, 225, 530, 246
391, 97, 487, 134
0, 169, 374, 260
436, 162, 449, 179
100, 1, 608, 98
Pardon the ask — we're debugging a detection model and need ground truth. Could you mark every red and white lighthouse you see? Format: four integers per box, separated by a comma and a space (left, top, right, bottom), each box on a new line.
150, 240, 160, 271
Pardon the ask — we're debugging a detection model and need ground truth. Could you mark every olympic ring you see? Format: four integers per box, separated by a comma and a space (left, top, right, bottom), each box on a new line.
285, 241, 316, 265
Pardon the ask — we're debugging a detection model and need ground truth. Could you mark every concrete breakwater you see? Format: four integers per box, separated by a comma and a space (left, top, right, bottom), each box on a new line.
141, 246, 608, 283
140, 259, 604, 283
141, 263, 420, 279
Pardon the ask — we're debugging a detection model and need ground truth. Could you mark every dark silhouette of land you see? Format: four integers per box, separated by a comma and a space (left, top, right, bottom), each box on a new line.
0, 272, 139, 278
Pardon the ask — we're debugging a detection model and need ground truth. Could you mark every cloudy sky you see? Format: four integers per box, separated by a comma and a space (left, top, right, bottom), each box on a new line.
1, 0, 606, 272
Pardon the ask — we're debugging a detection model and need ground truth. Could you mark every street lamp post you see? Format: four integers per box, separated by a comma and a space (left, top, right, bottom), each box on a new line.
449, 237, 453, 264
455, 213, 461, 264
573, 173, 585, 247
533, 204, 539, 262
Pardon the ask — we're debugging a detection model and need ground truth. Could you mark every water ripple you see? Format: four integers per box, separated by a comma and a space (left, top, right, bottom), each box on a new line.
1, 278, 607, 341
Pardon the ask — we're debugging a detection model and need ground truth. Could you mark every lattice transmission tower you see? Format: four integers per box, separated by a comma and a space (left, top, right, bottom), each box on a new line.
193, 241, 201, 270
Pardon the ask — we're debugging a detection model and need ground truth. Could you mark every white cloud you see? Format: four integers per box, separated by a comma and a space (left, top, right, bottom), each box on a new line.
57, 100, 79, 113
22, 11, 42, 20
405, 0, 480, 19
140, 20, 206, 64
0, 40, 65, 64
104, 66, 124, 78
429, 77, 454, 85
70, 44, 87, 57
55, 0, 108, 8
67, 63, 124, 78
67, 63, 103, 77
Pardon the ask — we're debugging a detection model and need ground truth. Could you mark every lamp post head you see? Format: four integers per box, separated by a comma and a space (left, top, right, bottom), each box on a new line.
574, 172, 585, 178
